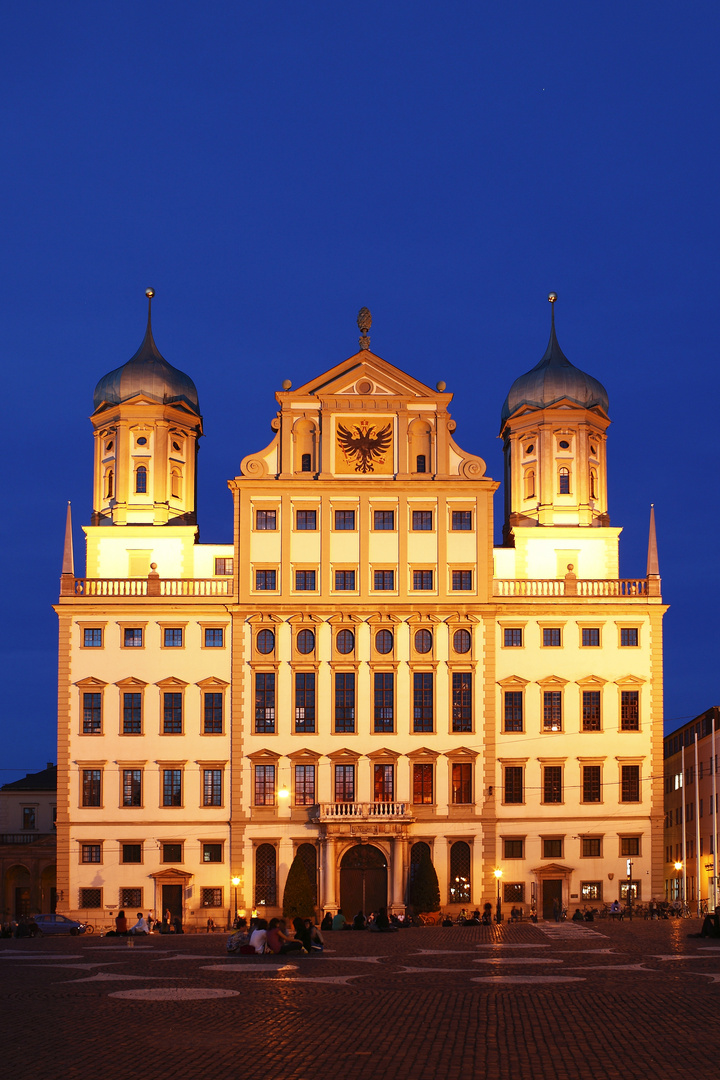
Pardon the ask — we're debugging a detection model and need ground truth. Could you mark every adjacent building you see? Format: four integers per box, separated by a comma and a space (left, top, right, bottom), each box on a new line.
0, 764, 57, 920
55, 295, 666, 928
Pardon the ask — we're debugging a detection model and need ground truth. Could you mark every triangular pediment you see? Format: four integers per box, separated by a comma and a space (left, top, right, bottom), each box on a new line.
289, 353, 443, 401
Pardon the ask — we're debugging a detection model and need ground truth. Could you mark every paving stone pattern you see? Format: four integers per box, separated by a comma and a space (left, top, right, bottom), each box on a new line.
1, 920, 719, 1080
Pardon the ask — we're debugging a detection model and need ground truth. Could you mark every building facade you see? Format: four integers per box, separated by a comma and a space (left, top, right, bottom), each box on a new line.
663, 707, 720, 909
55, 296, 666, 928
0, 765, 57, 921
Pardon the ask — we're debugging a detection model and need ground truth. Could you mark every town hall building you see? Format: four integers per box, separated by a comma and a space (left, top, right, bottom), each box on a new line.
55, 293, 665, 928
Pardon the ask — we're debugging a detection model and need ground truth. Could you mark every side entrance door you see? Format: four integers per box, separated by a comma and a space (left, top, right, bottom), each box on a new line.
542, 879, 563, 920
162, 884, 183, 922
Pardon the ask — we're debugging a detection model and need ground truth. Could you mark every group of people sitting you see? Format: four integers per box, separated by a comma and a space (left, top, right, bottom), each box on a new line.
228, 916, 324, 955
320, 907, 404, 932
107, 909, 183, 936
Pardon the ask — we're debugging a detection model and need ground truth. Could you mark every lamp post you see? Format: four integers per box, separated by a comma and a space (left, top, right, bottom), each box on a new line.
494, 868, 503, 923
674, 861, 683, 911
231, 876, 240, 927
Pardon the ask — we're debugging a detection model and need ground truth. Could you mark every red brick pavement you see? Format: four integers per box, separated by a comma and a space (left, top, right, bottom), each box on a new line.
1, 919, 719, 1080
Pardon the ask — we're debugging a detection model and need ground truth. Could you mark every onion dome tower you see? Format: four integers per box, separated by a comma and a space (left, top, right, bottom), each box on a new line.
90, 290, 203, 526
500, 295, 610, 541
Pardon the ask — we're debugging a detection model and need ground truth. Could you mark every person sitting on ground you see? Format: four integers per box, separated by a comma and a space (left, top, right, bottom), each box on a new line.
320, 911, 333, 932
115, 910, 128, 935
206, 918, 216, 933
689, 906, 720, 939
442, 914, 454, 927
248, 918, 268, 954
331, 909, 347, 931
610, 900, 622, 920
353, 911, 366, 930
305, 918, 324, 952
267, 917, 304, 954
481, 903, 492, 926
375, 907, 399, 933
572, 908, 584, 922
130, 913, 149, 935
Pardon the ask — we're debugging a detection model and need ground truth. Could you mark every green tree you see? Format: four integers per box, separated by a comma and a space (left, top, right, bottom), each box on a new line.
407, 847, 441, 913
282, 853, 315, 921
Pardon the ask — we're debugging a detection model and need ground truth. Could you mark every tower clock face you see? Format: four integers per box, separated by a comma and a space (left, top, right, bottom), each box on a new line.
335, 418, 394, 475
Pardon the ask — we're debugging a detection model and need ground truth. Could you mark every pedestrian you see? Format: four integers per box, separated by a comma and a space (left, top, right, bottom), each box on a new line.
553, 897, 560, 923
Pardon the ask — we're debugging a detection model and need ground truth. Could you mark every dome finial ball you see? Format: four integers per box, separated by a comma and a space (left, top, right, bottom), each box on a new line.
548, 292, 557, 303
145, 288, 155, 299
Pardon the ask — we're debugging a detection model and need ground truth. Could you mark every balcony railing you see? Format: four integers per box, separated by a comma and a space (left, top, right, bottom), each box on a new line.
65, 577, 233, 597
493, 578, 654, 598
0, 833, 54, 845
313, 802, 409, 821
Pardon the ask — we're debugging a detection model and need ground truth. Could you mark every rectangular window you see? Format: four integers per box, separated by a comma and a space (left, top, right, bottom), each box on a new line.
374, 764, 394, 802
122, 769, 142, 807
255, 673, 276, 733
543, 628, 561, 647
581, 882, 602, 901
203, 769, 222, 807
503, 883, 525, 903
162, 843, 182, 863
334, 570, 356, 590
296, 510, 317, 530
621, 765, 641, 802
82, 769, 101, 807
163, 627, 183, 647
543, 691, 562, 732
214, 558, 234, 575
543, 766, 562, 803
83, 627, 103, 647
412, 763, 433, 805
81, 844, 101, 863
451, 511, 472, 530
504, 766, 523, 804
120, 887, 143, 909
621, 691, 640, 731
504, 628, 523, 647
374, 672, 394, 733
204, 628, 224, 647
543, 838, 563, 858
204, 692, 223, 734
254, 765, 275, 806
503, 839, 524, 859
620, 627, 639, 647
295, 672, 316, 733
412, 510, 433, 531
294, 764, 316, 806
334, 672, 356, 734
123, 627, 143, 648
83, 692, 102, 734
621, 837, 640, 856
22, 807, 36, 830
373, 510, 395, 530
335, 764, 355, 803
452, 570, 472, 591
201, 887, 223, 907
162, 770, 182, 807
256, 510, 277, 530
581, 838, 602, 858
413, 672, 434, 733
80, 888, 102, 909
334, 510, 355, 530
581, 627, 600, 647
295, 570, 316, 591
620, 882, 640, 901
413, 570, 433, 590
256, 569, 277, 590
123, 692, 142, 735
451, 762, 472, 804
582, 691, 601, 732
163, 692, 182, 734
122, 843, 142, 864
374, 570, 394, 590
582, 765, 601, 803
504, 691, 523, 732
452, 673, 472, 733
202, 843, 223, 863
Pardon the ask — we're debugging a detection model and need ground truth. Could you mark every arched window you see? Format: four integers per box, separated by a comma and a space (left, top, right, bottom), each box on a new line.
590, 469, 598, 499
171, 469, 182, 499
409, 841, 431, 890
105, 469, 114, 499
524, 469, 535, 499
135, 466, 147, 494
256, 629, 275, 655
559, 467, 570, 495
336, 629, 355, 654
296, 629, 315, 655
414, 629, 432, 654
453, 628, 471, 654
301, 453, 312, 472
416, 454, 426, 473
296, 843, 318, 905
255, 844, 277, 907
449, 841, 471, 904
375, 629, 393, 655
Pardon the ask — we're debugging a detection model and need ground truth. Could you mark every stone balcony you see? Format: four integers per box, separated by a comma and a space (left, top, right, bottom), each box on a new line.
60, 575, 233, 598
311, 802, 410, 822
493, 577, 659, 598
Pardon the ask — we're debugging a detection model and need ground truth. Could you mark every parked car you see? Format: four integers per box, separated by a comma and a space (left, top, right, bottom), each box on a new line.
33, 914, 88, 936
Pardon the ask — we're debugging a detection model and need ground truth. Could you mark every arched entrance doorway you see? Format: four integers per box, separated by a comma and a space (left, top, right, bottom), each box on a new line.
340, 844, 387, 917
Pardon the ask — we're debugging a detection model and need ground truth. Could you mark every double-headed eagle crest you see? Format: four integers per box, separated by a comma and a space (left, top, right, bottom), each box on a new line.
337, 419, 392, 474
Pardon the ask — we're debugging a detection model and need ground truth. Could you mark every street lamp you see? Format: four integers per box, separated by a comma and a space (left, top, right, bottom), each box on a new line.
231, 876, 240, 926
674, 861, 683, 909
494, 868, 503, 923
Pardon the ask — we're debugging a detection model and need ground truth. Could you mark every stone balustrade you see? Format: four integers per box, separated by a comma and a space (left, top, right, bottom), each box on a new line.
313, 802, 409, 821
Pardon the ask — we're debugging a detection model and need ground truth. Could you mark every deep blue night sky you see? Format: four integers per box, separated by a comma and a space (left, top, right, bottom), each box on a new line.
2, 1, 718, 774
